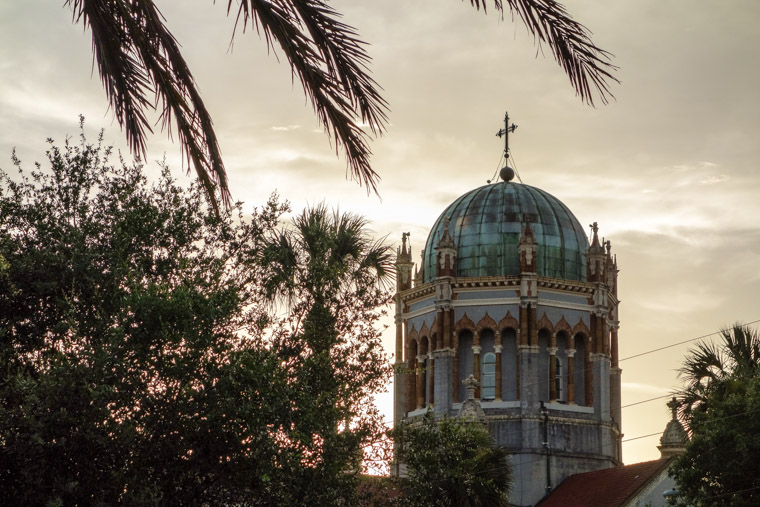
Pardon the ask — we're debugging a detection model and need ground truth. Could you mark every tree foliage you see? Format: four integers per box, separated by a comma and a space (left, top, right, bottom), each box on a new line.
0, 126, 391, 505
392, 411, 513, 506
670, 325, 760, 506
676, 324, 760, 425
64, 0, 618, 209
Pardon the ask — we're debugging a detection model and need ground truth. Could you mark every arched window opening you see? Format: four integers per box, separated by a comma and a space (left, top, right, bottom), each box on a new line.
482, 352, 496, 400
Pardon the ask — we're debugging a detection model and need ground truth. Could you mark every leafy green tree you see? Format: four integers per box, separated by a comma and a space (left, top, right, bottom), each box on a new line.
0, 126, 391, 505
64, 0, 618, 208
669, 375, 760, 507
393, 411, 513, 506
669, 325, 760, 506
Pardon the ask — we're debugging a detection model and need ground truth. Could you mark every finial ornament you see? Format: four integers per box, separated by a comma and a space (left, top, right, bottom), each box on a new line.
399, 231, 411, 257
496, 111, 518, 159
496, 111, 518, 183
667, 397, 680, 419
463, 374, 480, 400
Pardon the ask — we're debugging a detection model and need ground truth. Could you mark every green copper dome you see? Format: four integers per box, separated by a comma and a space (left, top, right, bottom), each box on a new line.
422, 182, 589, 282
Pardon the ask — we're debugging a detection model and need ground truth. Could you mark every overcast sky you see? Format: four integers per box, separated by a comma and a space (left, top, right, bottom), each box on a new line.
2, 0, 759, 465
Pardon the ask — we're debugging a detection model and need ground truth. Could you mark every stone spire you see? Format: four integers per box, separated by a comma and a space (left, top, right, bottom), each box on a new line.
435, 216, 457, 278
396, 232, 414, 292
658, 397, 689, 458
586, 222, 606, 283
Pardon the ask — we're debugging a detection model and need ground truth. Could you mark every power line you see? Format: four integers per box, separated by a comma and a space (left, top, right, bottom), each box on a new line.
399, 318, 760, 400
619, 318, 760, 362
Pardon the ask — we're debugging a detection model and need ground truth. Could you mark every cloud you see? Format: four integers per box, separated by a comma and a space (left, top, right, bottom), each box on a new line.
622, 382, 672, 396
700, 174, 729, 185
271, 125, 300, 131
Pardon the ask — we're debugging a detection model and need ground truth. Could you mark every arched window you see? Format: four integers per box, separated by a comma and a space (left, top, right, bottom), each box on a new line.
555, 356, 564, 402
482, 352, 496, 400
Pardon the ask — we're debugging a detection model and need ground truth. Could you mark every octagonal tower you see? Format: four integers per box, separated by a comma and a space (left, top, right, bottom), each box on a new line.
392, 149, 622, 506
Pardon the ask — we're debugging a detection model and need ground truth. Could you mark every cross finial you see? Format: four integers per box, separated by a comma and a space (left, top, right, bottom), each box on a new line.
667, 397, 680, 419
495, 111, 518, 161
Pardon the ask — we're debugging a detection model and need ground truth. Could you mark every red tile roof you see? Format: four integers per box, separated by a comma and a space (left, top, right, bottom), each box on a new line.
536, 459, 672, 507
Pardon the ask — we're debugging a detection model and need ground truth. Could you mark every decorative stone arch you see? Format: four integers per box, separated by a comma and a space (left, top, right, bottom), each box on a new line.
476, 313, 499, 341
536, 313, 554, 334
572, 331, 590, 349
454, 314, 476, 349
555, 316, 572, 336
572, 318, 591, 338
498, 311, 519, 333
418, 322, 431, 354
418, 335, 430, 355
571, 318, 593, 407
455, 313, 476, 333
406, 326, 419, 362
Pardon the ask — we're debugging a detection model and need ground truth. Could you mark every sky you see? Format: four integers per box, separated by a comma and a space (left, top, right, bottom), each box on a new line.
1, 1, 759, 466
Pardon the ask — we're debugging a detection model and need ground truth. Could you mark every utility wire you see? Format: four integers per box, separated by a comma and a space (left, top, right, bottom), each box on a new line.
620, 318, 760, 362
401, 318, 760, 397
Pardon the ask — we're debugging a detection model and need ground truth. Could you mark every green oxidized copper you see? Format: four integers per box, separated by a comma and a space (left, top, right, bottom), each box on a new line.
422, 182, 589, 282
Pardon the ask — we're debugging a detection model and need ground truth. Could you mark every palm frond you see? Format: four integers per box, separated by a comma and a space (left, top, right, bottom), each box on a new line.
67, 0, 230, 213
468, 0, 619, 105
229, 0, 387, 193
676, 324, 760, 426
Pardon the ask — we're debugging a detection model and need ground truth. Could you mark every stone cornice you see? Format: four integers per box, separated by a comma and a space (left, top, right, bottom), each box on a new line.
399, 275, 616, 304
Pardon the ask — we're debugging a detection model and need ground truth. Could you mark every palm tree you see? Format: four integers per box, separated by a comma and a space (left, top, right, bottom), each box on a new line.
257, 205, 393, 503
261, 203, 393, 305
65, 0, 618, 212
677, 324, 760, 426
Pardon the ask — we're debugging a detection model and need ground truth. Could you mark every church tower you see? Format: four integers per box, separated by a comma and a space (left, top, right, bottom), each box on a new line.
392, 113, 622, 506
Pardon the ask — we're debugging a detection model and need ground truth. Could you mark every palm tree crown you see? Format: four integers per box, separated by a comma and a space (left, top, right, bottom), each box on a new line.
261, 203, 394, 307
677, 324, 760, 425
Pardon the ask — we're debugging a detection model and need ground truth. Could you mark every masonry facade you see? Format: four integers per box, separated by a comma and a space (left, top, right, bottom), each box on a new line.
392, 179, 622, 506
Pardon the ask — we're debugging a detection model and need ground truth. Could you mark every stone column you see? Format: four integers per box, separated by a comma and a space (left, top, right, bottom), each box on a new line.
610, 322, 622, 429
494, 344, 503, 401
566, 348, 576, 405
427, 354, 435, 407
472, 343, 482, 399
406, 355, 416, 413
591, 353, 611, 421
393, 311, 406, 426
548, 346, 558, 402
433, 349, 455, 415
515, 329, 522, 400
585, 346, 593, 407
416, 355, 426, 409
519, 344, 540, 409
452, 344, 459, 403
